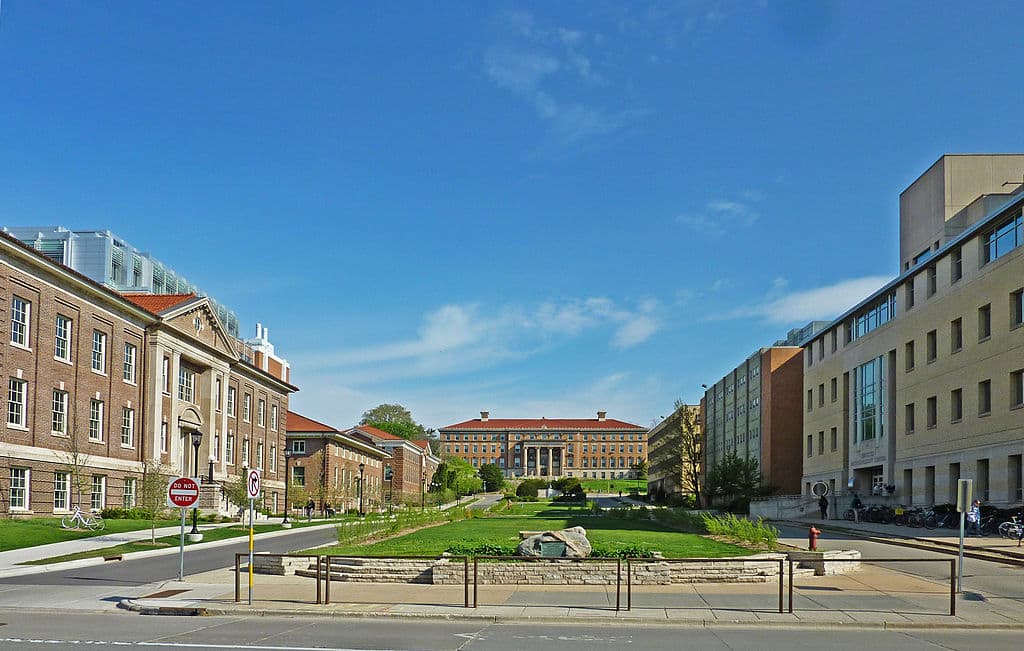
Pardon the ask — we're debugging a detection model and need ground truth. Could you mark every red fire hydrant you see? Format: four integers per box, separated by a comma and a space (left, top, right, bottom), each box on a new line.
809, 526, 821, 551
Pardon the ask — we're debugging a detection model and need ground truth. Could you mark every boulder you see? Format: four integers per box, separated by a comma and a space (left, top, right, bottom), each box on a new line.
515, 526, 592, 558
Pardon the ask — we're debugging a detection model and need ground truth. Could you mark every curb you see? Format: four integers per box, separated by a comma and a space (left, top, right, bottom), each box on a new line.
115, 599, 1024, 630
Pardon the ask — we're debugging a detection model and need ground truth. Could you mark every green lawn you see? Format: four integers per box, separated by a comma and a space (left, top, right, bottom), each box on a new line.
0, 517, 181, 552
312, 504, 746, 558
580, 479, 646, 494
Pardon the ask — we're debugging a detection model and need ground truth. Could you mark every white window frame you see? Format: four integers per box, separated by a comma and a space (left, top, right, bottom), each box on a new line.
10, 467, 29, 510
123, 343, 137, 384
54, 471, 69, 511
291, 439, 306, 454
7, 378, 27, 428
89, 399, 104, 441
178, 366, 195, 403
227, 387, 236, 417
256, 441, 264, 469
243, 393, 251, 422
271, 404, 278, 431
54, 315, 71, 362
215, 377, 222, 412
160, 421, 168, 453
214, 432, 221, 461
123, 477, 136, 509
226, 432, 235, 465
270, 445, 277, 472
52, 389, 68, 435
121, 407, 135, 448
10, 296, 30, 348
91, 330, 107, 373
242, 438, 250, 467
257, 399, 266, 427
90, 475, 106, 512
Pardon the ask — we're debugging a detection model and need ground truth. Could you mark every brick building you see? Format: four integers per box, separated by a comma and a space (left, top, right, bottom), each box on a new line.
438, 411, 648, 479
285, 412, 390, 514
347, 424, 440, 506
0, 231, 296, 516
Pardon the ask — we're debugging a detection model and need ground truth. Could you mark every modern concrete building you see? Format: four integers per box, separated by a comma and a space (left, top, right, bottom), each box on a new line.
802, 155, 1024, 507
646, 403, 701, 501
702, 332, 813, 496
438, 412, 648, 479
0, 230, 296, 516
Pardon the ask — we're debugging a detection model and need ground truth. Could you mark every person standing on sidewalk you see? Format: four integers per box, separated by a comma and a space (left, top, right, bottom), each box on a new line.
851, 493, 862, 523
967, 499, 982, 537
818, 494, 829, 519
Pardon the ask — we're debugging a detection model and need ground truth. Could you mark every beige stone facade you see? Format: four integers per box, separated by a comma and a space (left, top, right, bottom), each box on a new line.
803, 156, 1024, 507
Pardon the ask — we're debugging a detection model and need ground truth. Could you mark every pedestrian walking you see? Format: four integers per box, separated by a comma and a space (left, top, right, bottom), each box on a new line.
818, 494, 829, 519
967, 499, 982, 536
851, 493, 862, 523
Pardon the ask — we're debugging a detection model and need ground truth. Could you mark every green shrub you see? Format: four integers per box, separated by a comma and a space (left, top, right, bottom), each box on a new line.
700, 512, 778, 549
591, 542, 656, 558
101, 507, 154, 520
516, 478, 548, 498
445, 542, 517, 556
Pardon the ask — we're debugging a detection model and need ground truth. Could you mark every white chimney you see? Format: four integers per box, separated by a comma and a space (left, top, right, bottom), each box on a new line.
597, 411, 607, 422
480, 411, 489, 422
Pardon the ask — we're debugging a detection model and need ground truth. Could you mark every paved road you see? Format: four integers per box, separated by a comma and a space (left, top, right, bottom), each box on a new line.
0, 611, 1015, 650
0, 525, 340, 586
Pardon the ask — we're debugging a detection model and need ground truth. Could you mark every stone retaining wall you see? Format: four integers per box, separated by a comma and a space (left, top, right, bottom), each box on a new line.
786, 549, 861, 575
250, 554, 317, 575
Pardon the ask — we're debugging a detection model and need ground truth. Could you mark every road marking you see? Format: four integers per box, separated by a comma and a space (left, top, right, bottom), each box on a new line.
0, 640, 400, 651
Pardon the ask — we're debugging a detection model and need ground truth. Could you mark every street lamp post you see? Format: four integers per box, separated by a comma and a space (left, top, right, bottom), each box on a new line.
358, 463, 365, 517
282, 449, 294, 527
189, 430, 203, 539
421, 470, 427, 510
385, 463, 393, 515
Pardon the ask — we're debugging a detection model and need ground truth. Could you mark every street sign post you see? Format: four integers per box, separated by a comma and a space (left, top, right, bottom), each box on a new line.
246, 469, 261, 605
167, 477, 201, 581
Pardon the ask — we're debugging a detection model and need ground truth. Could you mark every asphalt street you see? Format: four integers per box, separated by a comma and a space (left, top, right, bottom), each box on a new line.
0, 611, 1016, 650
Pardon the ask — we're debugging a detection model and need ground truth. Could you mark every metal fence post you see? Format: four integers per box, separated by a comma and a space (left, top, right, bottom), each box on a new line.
324, 555, 331, 605
316, 556, 322, 605
950, 559, 956, 617
464, 556, 469, 608
778, 559, 784, 614
234, 553, 240, 603
626, 558, 632, 611
787, 560, 794, 614
473, 556, 478, 608
615, 558, 621, 611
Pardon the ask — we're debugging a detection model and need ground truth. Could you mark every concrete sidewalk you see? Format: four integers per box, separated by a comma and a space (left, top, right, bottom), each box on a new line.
120, 562, 1022, 629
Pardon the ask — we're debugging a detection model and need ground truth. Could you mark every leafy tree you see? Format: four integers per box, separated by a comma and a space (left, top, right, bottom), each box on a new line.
705, 451, 766, 512
432, 457, 482, 496
676, 401, 704, 508
368, 419, 426, 441
138, 461, 174, 543
632, 460, 648, 481
478, 463, 505, 492
361, 403, 413, 425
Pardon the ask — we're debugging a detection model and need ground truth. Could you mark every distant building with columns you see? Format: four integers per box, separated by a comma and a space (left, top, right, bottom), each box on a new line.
438, 412, 648, 479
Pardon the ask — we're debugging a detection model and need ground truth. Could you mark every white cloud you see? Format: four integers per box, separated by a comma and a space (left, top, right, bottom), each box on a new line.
676, 196, 762, 236
710, 276, 893, 324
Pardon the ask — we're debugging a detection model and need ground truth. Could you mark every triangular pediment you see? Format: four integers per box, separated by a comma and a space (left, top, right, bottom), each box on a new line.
162, 298, 238, 357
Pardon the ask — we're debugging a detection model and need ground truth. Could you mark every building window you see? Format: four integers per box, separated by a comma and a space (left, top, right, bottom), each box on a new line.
10, 296, 30, 347
162, 357, 170, 393
806, 434, 813, 458
978, 379, 992, 415
91, 330, 106, 372
1012, 289, 1024, 329
979, 304, 992, 341
51, 389, 68, 435
227, 387, 236, 417
926, 396, 937, 429
271, 404, 278, 431
213, 432, 221, 461
121, 407, 135, 447
905, 403, 915, 433
10, 468, 28, 510
215, 378, 222, 412
178, 367, 195, 403
243, 393, 251, 422
905, 340, 915, 372
123, 477, 137, 508
806, 348, 813, 368
806, 389, 813, 412
951, 318, 963, 353
54, 315, 71, 361
830, 377, 837, 402
159, 421, 168, 453
951, 388, 963, 422
90, 475, 106, 511
226, 433, 235, 464
258, 399, 266, 427
830, 427, 837, 451
242, 439, 250, 467
951, 247, 963, 283
853, 292, 896, 340
818, 383, 825, 407
982, 212, 1022, 264
7, 378, 26, 427
926, 265, 937, 297
1011, 370, 1024, 409
854, 356, 886, 442
122, 343, 137, 383
905, 280, 915, 310
830, 329, 837, 352
292, 466, 305, 487
89, 399, 104, 441
818, 430, 824, 455
256, 442, 264, 469
926, 330, 937, 362
270, 445, 277, 472
54, 471, 69, 511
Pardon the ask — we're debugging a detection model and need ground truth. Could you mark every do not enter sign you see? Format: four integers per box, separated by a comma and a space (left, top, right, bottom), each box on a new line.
167, 476, 200, 509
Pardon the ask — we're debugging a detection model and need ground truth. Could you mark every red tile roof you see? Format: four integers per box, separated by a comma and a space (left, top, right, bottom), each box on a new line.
440, 418, 646, 431
352, 424, 403, 440
411, 439, 430, 450
287, 411, 339, 433
121, 293, 197, 314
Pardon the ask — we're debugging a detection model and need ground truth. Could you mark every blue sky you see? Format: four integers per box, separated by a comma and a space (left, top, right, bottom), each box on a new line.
3, 2, 1024, 430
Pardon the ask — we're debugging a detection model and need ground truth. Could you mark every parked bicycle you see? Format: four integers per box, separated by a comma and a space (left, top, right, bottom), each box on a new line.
998, 515, 1023, 539
60, 505, 105, 531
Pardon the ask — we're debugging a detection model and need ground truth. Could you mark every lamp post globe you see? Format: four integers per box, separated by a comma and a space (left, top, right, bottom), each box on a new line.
358, 463, 365, 517
282, 449, 294, 527
188, 430, 203, 539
